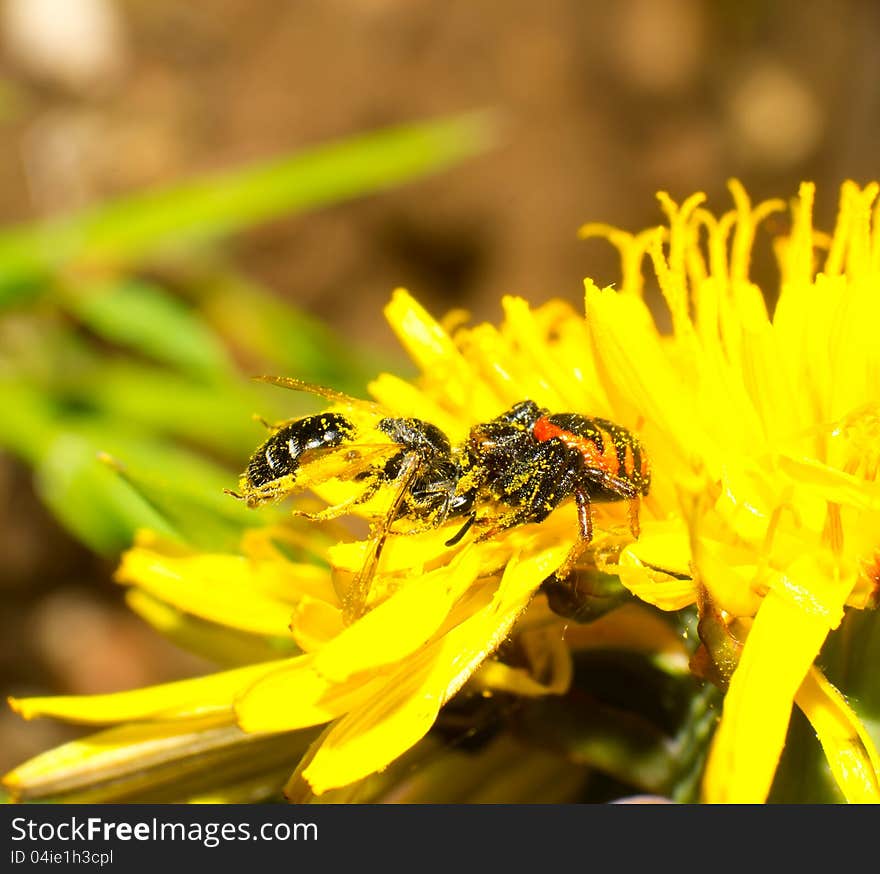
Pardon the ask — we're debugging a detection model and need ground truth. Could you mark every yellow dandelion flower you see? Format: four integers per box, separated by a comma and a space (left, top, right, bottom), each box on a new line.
5, 181, 879, 804
585, 179, 880, 802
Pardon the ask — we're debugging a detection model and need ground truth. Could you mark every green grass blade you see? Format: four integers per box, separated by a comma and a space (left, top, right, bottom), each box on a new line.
194, 270, 394, 393
62, 279, 236, 380
0, 111, 496, 305
56, 361, 312, 461
0, 378, 259, 553
35, 432, 179, 554
99, 451, 283, 551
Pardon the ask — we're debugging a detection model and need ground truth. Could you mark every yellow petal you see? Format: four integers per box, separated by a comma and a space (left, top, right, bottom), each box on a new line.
3, 716, 233, 799
303, 546, 568, 793
312, 546, 483, 682
703, 554, 855, 802
234, 656, 388, 734
383, 288, 498, 414
3, 717, 303, 803
327, 525, 464, 575
773, 272, 838, 431
301, 656, 445, 796
501, 296, 610, 413
116, 548, 296, 637
618, 527, 697, 611
696, 541, 763, 617
795, 667, 880, 803
457, 322, 539, 407
585, 279, 718, 477
779, 454, 880, 511
739, 319, 804, 447
10, 660, 288, 724
247, 561, 338, 606
126, 590, 297, 666
625, 520, 692, 575
714, 459, 778, 544
290, 596, 345, 652
368, 372, 465, 439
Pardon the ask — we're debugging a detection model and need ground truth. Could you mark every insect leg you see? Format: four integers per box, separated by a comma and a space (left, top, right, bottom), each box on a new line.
225, 473, 300, 508
291, 477, 382, 522
582, 466, 643, 538
576, 486, 594, 541
582, 467, 640, 499
556, 487, 593, 580
474, 504, 539, 541
342, 452, 421, 625
627, 496, 641, 539
581, 466, 643, 539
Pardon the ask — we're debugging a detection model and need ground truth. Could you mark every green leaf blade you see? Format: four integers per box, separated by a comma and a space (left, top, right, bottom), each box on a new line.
0, 111, 496, 306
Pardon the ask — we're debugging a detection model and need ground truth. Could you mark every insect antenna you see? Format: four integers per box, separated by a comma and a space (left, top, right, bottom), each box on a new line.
444, 513, 476, 547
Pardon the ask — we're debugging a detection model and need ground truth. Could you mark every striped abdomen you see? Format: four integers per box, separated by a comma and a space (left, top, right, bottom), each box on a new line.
246, 412, 356, 489
532, 413, 650, 497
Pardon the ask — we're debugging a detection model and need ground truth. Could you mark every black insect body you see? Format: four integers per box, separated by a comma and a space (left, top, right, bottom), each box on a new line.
339, 416, 477, 623
244, 412, 356, 503
451, 400, 651, 573
375, 417, 475, 530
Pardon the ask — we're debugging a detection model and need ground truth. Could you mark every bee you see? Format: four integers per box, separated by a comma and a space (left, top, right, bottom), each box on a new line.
229, 377, 475, 623
450, 400, 651, 575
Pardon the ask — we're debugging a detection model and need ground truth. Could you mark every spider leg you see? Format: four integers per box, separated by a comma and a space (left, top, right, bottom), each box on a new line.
342, 452, 421, 625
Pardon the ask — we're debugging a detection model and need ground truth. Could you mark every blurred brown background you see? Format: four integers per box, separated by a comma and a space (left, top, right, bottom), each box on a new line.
1, 0, 879, 772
